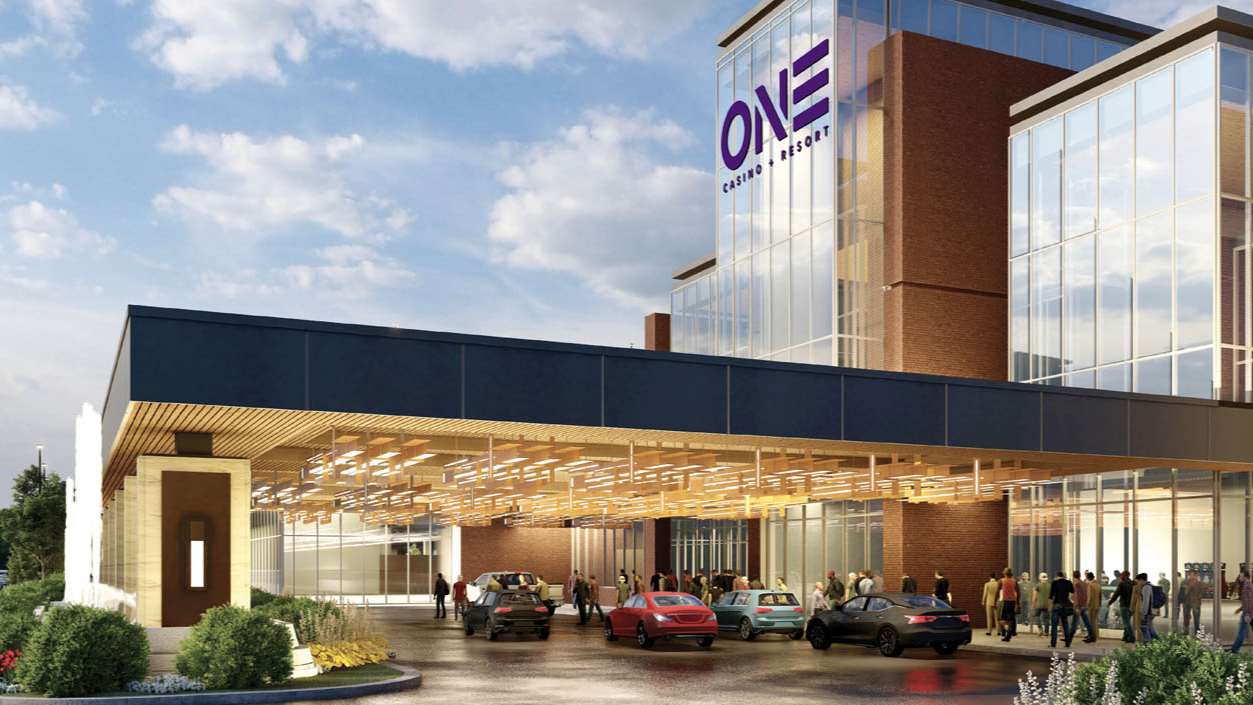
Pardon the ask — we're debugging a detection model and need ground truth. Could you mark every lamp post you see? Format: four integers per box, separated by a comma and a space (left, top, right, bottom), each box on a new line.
36, 444, 43, 490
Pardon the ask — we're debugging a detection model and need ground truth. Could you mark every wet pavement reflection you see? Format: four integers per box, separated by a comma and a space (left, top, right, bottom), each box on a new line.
289, 607, 1041, 704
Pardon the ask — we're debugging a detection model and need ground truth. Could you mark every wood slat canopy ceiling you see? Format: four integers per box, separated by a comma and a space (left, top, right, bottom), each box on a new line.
104, 401, 1253, 525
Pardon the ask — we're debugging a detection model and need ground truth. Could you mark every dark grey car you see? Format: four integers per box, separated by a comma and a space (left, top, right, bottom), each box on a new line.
463, 590, 551, 640
806, 594, 971, 657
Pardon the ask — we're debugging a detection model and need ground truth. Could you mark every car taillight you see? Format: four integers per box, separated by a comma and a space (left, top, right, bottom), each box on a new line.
794, 607, 804, 612
754, 608, 771, 614
655, 614, 674, 622
534, 606, 547, 614
959, 614, 970, 622
493, 607, 512, 614
907, 615, 937, 624
705, 614, 717, 623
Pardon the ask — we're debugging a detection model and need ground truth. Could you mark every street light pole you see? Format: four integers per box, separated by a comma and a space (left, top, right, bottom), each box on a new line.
36, 444, 43, 490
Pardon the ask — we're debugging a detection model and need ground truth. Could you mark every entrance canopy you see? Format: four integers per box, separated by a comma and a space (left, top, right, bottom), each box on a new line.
102, 306, 1253, 525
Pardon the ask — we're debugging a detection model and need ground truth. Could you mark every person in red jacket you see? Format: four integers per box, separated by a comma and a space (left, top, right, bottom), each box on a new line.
452, 575, 468, 621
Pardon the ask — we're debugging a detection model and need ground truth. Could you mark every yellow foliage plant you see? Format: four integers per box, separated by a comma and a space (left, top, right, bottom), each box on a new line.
308, 637, 392, 671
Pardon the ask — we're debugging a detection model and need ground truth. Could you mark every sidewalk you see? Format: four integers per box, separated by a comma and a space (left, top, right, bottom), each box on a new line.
962, 631, 1125, 662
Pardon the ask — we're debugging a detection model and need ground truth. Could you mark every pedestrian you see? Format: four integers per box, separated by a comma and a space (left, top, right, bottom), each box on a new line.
982, 572, 1000, 636
901, 572, 917, 594
566, 569, 579, 608
696, 575, 711, 604
1072, 570, 1095, 643
1232, 569, 1253, 652
1136, 573, 1158, 642
1157, 572, 1171, 620
536, 574, 554, 615
433, 572, 449, 619
518, 578, 530, 592
775, 576, 789, 593
682, 570, 693, 593
1129, 573, 1143, 643
1086, 571, 1101, 641
810, 582, 829, 617
933, 570, 951, 605
487, 574, 503, 592
1107, 571, 1135, 643
998, 568, 1019, 642
871, 570, 884, 593
616, 575, 631, 607
575, 572, 590, 624
667, 570, 678, 592
1182, 569, 1203, 636
824, 571, 844, 607
858, 571, 874, 595
847, 572, 859, 600
1019, 572, 1032, 627
452, 574, 468, 621
1033, 572, 1051, 637
650, 572, 661, 592
1048, 570, 1076, 648
588, 574, 605, 623
634, 573, 645, 596
749, 575, 764, 590
736, 572, 749, 591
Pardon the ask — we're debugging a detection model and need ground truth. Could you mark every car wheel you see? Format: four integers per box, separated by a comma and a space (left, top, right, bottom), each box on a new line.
464, 623, 474, 637
538, 628, 550, 640
932, 641, 959, 655
604, 621, 619, 642
877, 627, 903, 657
488, 628, 499, 641
739, 618, 757, 641
789, 628, 805, 640
808, 622, 831, 650
636, 623, 655, 649
697, 636, 713, 648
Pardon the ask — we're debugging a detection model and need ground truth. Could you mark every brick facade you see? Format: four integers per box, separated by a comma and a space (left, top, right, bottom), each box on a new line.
459, 520, 571, 587
883, 499, 1008, 629
645, 313, 671, 352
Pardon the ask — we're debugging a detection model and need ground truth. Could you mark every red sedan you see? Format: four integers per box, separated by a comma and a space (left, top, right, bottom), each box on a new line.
605, 592, 717, 648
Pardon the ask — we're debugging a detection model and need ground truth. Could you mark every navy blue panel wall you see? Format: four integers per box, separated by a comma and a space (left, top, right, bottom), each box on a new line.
1211, 406, 1253, 462
463, 344, 602, 426
1042, 394, 1128, 456
307, 331, 461, 418
1129, 400, 1209, 461
728, 367, 841, 440
129, 316, 305, 410
842, 376, 945, 446
604, 356, 726, 433
947, 385, 1040, 451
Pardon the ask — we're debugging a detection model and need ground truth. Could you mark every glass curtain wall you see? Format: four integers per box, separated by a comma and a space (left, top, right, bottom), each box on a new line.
1008, 470, 1236, 637
258, 513, 449, 604
674, 0, 1131, 370
1009, 46, 1242, 399
669, 519, 749, 579
764, 500, 883, 613
571, 521, 648, 587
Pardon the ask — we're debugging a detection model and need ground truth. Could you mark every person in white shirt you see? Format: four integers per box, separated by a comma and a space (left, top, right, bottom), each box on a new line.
810, 582, 829, 616
858, 571, 875, 595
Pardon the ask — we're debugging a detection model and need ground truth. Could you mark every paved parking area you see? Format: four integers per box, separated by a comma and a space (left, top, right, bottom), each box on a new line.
291, 606, 1051, 705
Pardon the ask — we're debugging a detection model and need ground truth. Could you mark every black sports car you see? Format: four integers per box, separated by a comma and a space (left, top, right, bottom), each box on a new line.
463, 590, 550, 640
806, 593, 971, 657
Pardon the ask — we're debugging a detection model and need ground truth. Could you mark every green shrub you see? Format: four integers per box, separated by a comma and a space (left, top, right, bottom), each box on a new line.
0, 614, 35, 654
250, 586, 277, 609
0, 573, 62, 618
1063, 631, 1253, 705
176, 605, 292, 689
17, 605, 148, 697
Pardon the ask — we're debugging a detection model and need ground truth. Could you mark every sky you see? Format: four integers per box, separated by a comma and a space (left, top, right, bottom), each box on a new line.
0, 0, 1235, 498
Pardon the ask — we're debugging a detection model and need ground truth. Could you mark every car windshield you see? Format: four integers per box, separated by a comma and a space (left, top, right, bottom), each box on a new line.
651, 595, 705, 607
501, 592, 541, 605
501, 573, 535, 586
758, 593, 799, 606
901, 596, 951, 609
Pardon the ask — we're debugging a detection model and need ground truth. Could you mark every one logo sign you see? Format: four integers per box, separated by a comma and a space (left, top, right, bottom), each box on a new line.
719, 38, 831, 173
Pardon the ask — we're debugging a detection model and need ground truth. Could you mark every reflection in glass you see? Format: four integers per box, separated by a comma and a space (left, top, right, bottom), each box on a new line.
989, 13, 1015, 56
930, 0, 957, 41
1136, 212, 1173, 356
1032, 117, 1063, 249
1071, 35, 1095, 71
772, 242, 789, 352
1065, 103, 1098, 238
1012, 259, 1030, 381
1176, 49, 1215, 204
735, 261, 750, 357
813, 114, 834, 225
1017, 21, 1043, 63
1221, 48, 1248, 198
1175, 498, 1215, 638
1135, 355, 1171, 395
1044, 27, 1069, 68
684, 284, 696, 355
1097, 41, 1122, 62
813, 222, 834, 339
1032, 247, 1062, 378
792, 233, 811, 346
1011, 134, 1030, 256
719, 267, 734, 355
670, 290, 683, 353
697, 276, 712, 355
752, 251, 768, 356
1175, 198, 1214, 350
959, 7, 987, 48
900, 0, 927, 34
718, 186, 733, 265
1219, 199, 1248, 350
1100, 86, 1135, 227
1136, 67, 1174, 217
1097, 363, 1131, 392
1177, 348, 1214, 399
1064, 237, 1095, 371
1098, 226, 1133, 364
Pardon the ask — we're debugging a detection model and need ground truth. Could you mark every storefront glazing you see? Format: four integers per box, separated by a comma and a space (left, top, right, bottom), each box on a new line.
764, 500, 883, 610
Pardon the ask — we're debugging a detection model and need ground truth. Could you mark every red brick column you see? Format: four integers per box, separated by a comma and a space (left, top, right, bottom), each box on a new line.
459, 519, 572, 587
644, 313, 671, 351
747, 518, 762, 582
883, 499, 1008, 629
651, 518, 672, 576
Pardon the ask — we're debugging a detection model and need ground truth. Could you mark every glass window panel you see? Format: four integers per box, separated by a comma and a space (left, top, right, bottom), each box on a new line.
1100, 85, 1135, 227
1223, 471, 1250, 495
684, 284, 696, 354
1032, 117, 1063, 249
1136, 500, 1173, 592
1101, 501, 1130, 582
793, 137, 812, 235
811, 336, 833, 365
1098, 225, 1133, 364
989, 13, 1014, 55
791, 343, 811, 363
754, 148, 770, 252
836, 0, 853, 102
1011, 258, 1030, 381
1011, 134, 1030, 256
786, 520, 803, 591
1065, 103, 1098, 238
1137, 66, 1174, 217
900, 0, 927, 34
1177, 469, 1215, 497
791, 232, 811, 346
697, 276, 712, 355
792, 5, 813, 98
814, 0, 834, 48
1043, 27, 1069, 68
773, 122, 791, 243
1136, 212, 1173, 356
1097, 41, 1122, 63
718, 184, 733, 265
719, 267, 734, 355
1219, 198, 1248, 349
670, 290, 683, 353
1177, 347, 1214, 399
854, 0, 885, 105
1135, 355, 1171, 395
772, 241, 789, 352
1066, 370, 1095, 388
752, 251, 769, 356
812, 221, 833, 339
1065, 474, 1099, 503
1097, 362, 1131, 391
959, 7, 986, 48
1176, 49, 1216, 203
718, 63, 733, 125
735, 260, 751, 356
1064, 236, 1095, 371
1071, 35, 1095, 72
1139, 468, 1174, 498
1175, 497, 1216, 638
813, 112, 834, 225
1175, 198, 1215, 350
1032, 247, 1062, 378
930, 0, 957, 41
1017, 21, 1043, 63
1220, 496, 1248, 629
1220, 48, 1248, 198
846, 515, 866, 577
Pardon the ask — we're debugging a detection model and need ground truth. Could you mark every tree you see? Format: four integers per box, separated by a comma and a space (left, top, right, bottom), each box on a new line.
0, 465, 65, 582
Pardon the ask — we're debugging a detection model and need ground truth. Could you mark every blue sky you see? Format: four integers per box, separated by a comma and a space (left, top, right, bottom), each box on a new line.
0, 0, 1221, 493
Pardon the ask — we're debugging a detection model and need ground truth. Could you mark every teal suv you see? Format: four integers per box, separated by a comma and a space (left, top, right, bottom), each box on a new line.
712, 590, 806, 640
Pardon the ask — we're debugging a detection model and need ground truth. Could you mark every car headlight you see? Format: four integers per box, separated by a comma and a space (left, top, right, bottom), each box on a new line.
705, 614, 717, 623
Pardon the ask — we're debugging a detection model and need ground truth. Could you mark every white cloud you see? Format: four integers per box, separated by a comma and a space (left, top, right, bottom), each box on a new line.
0, 82, 59, 130
486, 107, 711, 311
153, 125, 411, 242
7, 200, 114, 259
137, 0, 719, 89
1088, 1, 1253, 28
0, 0, 86, 57
194, 244, 414, 300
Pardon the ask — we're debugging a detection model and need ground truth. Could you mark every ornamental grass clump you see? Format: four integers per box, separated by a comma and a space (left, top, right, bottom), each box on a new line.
176, 604, 292, 690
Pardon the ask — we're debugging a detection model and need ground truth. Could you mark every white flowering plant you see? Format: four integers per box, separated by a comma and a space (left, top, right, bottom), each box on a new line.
123, 674, 207, 694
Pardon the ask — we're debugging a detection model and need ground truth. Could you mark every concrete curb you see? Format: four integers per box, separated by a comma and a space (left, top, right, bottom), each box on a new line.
0, 665, 422, 705
962, 642, 1110, 662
